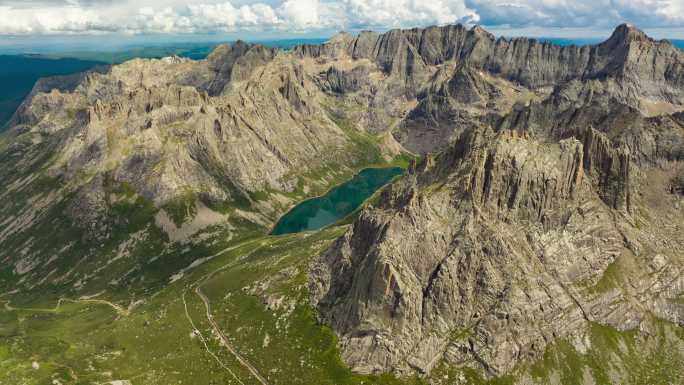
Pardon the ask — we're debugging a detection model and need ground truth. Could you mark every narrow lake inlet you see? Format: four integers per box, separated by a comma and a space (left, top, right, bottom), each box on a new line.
271, 167, 404, 235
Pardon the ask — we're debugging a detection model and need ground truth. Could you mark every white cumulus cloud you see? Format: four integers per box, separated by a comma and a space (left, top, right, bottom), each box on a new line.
0, 4, 111, 34
467, 0, 684, 29
0, 0, 682, 35
342, 0, 479, 28
130, 3, 282, 34
278, 0, 322, 28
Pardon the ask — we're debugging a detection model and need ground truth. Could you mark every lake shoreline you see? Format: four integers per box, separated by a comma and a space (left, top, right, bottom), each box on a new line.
270, 166, 404, 236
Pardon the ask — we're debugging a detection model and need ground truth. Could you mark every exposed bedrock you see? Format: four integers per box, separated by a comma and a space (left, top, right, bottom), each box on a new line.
310, 127, 684, 377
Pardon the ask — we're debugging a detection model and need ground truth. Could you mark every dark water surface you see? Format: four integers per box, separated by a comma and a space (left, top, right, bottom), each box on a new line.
0, 55, 103, 129
271, 167, 404, 235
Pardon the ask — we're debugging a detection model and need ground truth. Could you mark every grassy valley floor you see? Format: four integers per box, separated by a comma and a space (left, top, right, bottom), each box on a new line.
1, 224, 682, 385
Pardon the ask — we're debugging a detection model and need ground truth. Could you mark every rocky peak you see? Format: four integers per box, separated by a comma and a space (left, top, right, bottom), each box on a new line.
205, 41, 276, 95
206, 41, 249, 65
469, 24, 495, 40
606, 23, 651, 45
328, 31, 353, 44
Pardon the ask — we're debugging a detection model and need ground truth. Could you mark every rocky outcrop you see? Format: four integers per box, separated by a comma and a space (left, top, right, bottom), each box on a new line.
576, 127, 632, 212
318, 66, 370, 95
310, 126, 684, 377
65, 175, 110, 241
672, 169, 684, 195
8, 65, 110, 128
204, 41, 276, 95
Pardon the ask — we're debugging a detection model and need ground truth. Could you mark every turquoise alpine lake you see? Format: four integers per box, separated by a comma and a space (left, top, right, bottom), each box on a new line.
271, 167, 404, 235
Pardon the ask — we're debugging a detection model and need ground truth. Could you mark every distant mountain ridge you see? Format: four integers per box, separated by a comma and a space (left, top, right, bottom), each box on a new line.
292, 23, 684, 154
0, 39, 328, 130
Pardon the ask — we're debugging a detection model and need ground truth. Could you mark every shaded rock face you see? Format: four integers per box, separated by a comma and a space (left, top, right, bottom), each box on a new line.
310, 124, 684, 378
64, 174, 111, 242
205, 41, 277, 96
318, 66, 369, 94
673, 172, 684, 195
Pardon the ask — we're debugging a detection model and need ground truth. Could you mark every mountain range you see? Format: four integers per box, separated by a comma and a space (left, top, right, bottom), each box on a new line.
0, 23, 682, 385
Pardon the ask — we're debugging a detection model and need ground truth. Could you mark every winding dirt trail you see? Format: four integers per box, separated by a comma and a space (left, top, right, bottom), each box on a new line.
195, 286, 269, 385
182, 291, 246, 385
182, 237, 270, 385
2, 297, 136, 316
3, 236, 270, 384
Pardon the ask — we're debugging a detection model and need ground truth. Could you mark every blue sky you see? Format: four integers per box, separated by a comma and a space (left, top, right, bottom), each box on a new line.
0, 0, 682, 49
